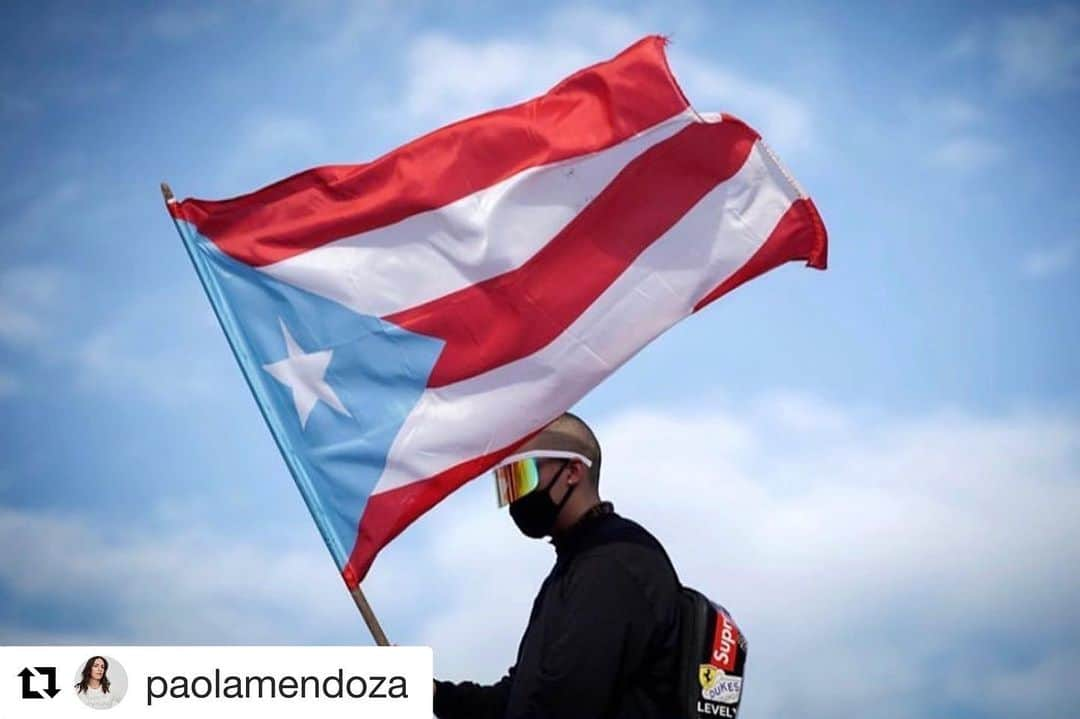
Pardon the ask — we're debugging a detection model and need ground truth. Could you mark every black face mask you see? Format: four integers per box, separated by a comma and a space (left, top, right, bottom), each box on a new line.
509, 459, 576, 538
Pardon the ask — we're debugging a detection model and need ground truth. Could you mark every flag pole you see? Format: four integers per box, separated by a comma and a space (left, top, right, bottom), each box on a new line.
159, 179, 392, 648
350, 585, 391, 646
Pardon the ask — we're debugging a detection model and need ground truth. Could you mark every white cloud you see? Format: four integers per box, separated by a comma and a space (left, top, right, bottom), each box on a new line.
0, 268, 234, 405
392, 6, 651, 130
996, 5, 1080, 93
394, 34, 593, 130
0, 508, 358, 643
3, 394, 1078, 714
944, 6, 1080, 95
73, 286, 232, 407
1022, 242, 1078, 278
389, 7, 814, 156
669, 49, 815, 155
929, 136, 1005, 172
218, 114, 326, 196
542, 5, 656, 51
284, 0, 419, 61
367, 396, 1080, 718
752, 390, 854, 434
0, 266, 68, 348
0, 179, 83, 249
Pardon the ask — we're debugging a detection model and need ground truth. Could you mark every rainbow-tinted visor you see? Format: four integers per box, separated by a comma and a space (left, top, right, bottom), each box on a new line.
493, 450, 594, 507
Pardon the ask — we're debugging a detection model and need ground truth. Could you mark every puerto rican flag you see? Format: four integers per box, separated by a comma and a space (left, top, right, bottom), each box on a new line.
165, 35, 827, 587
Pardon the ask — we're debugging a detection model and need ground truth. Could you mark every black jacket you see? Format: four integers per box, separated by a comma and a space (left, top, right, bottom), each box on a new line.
434, 503, 681, 719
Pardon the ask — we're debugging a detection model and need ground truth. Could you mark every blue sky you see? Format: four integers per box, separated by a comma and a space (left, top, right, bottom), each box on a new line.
1, 2, 1078, 717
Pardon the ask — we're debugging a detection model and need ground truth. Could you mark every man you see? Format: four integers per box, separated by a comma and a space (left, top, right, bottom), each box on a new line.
434, 412, 682, 719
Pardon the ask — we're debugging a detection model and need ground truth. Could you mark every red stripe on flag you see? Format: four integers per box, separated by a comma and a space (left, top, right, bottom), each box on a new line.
341, 434, 538, 588
384, 120, 760, 389
171, 36, 689, 267
692, 197, 827, 312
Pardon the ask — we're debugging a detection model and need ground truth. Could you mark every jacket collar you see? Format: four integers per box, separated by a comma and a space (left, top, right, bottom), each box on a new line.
552, 501, 615, 558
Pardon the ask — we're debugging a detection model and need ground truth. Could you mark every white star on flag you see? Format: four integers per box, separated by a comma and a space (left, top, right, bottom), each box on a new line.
262, 318, 352, 429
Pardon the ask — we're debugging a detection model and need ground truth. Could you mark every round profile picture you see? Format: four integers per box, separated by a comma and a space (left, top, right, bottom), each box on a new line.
72, 655, 128, 710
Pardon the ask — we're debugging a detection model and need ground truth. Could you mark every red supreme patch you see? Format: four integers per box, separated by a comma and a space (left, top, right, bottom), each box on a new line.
709, 610, 741, 673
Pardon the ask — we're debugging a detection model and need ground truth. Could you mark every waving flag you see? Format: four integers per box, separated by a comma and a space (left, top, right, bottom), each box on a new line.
165, 35, 827, 587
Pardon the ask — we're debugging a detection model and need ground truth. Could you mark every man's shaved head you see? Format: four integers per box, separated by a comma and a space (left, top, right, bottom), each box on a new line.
521, 412, 602, 487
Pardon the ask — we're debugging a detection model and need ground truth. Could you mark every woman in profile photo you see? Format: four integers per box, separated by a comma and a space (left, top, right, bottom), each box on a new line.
74, 656, 119, 709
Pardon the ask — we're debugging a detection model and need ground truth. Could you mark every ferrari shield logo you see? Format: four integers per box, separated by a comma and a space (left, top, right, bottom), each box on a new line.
699, 664, 719, 689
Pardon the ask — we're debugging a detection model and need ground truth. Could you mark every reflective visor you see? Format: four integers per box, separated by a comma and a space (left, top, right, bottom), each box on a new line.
492, 450, 593, 507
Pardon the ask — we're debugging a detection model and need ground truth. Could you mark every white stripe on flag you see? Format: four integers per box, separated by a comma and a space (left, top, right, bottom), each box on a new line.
371, 139, 802, 495
258, 110, 697, 318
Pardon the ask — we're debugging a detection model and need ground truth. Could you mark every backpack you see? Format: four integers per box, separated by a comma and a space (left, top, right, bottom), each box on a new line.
675, 587, 748, 718
605, 520, 749, 718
